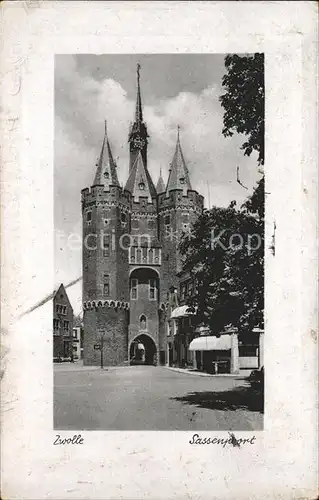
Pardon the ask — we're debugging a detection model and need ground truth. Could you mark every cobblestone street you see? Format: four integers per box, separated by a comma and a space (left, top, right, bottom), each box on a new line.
54, 364, 263, 431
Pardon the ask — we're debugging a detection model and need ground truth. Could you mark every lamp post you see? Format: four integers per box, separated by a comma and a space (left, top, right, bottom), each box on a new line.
99, 332, 106, 369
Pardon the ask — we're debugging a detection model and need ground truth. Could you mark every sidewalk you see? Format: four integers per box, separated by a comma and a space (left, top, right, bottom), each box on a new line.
53, 360, 131, 372
53, 360, 101, 372
163, 366, 249, 378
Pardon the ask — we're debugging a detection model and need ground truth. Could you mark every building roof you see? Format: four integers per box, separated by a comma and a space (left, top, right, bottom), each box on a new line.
166, 127, 192, 195
189, 335, 232, 351
125, 150, 156, 201
53, 283, 73, 311
170, 305, 195, 318
93, 121, 120, 189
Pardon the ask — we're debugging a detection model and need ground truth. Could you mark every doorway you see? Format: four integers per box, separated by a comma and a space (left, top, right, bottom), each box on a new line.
130, 334, 157, 365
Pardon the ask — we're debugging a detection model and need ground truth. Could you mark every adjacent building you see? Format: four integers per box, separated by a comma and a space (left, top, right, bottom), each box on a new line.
53, 284, 74, 360
72, 326, 83, 360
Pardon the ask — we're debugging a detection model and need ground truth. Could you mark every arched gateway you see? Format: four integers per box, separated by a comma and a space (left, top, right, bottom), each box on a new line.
129, 334, 157, 365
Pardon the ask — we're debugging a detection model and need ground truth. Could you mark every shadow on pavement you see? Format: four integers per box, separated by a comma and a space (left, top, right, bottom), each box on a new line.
171, 386, 264, 413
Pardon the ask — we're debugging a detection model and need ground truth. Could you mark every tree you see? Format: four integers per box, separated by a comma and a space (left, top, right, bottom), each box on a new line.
179, 53, 265, 334
220, 53, 264, 165
180, 196, 264, 334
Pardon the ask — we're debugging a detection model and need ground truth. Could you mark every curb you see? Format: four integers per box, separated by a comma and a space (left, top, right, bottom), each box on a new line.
163, 366, 247, 379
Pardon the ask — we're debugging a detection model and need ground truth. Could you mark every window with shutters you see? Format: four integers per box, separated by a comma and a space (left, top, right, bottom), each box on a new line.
149, 279, 157, 300
180, 283, 187, 301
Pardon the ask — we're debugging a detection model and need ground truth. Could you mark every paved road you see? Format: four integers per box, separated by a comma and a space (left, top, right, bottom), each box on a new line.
54, 365, 263, 431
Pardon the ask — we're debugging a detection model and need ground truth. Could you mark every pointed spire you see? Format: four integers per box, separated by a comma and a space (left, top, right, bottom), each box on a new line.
156, 167, 166, 194
166, 126, 192, 195
125, 150, 156, 201
93, 121, 119, 189
135, 63, 143, 125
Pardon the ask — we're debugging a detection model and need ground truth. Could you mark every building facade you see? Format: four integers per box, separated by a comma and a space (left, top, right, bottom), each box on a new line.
166, 272, 264, 375
53, 284, 74, 360
72, 326, 83, 360
81, 65, 204, 366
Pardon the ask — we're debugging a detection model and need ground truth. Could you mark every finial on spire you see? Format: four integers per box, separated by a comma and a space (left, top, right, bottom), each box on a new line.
137, 62, 141, 81
177, 124, 180, 141
104, 119, 107, 137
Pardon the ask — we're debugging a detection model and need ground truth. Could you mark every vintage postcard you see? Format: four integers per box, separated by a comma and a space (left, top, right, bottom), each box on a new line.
1, 1, 318, 499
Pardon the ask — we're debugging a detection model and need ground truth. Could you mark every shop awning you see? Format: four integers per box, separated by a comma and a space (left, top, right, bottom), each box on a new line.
170, 305, 195, 319
189, 335, 232, 351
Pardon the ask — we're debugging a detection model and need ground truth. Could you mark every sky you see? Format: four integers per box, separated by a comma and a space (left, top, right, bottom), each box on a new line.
54, 54, 262, 314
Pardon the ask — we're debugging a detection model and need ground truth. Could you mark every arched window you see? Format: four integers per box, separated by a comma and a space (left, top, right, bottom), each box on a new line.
140, 315, 147, 330
136, 248, 142, 263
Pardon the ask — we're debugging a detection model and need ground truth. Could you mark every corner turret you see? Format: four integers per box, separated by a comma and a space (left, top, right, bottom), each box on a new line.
166, 126, 192, 196
93, 121, 120, 190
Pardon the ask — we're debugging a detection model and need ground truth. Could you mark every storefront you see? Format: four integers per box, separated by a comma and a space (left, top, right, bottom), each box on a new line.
189, 333, 239, 374
167, 300, 264, 374
189, 328, 264, 375
168, 305, 196, 368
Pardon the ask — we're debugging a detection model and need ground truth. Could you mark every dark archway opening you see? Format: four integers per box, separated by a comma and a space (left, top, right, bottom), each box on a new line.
130, 334, 157, 366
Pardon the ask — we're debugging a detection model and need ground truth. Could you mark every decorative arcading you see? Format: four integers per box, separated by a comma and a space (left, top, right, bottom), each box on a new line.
83, 300, 130, 311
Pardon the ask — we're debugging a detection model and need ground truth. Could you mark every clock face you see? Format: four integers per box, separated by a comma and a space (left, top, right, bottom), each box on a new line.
133, 137, 145, 149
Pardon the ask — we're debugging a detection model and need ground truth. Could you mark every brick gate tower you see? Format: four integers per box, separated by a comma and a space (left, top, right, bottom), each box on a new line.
82, 65, 204, 366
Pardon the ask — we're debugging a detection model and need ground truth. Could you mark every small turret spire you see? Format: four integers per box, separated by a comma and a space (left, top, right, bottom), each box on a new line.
93, 121, 119, 189
165, 127, 192, 195
125, 150, 156, 201
128, 62, 148, 171
156, 167, 166, 194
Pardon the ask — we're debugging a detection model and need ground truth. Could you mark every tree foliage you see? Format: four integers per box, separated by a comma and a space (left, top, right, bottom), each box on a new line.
220, 53, 264, 165
179, 53, 265, 335
180, 194, 264, 334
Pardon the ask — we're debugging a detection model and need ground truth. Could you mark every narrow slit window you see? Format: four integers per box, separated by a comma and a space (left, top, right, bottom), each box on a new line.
149, 279, 157, 300
131, 279, 138, 300
103, 235, 110, 257
103, 274, 110, 297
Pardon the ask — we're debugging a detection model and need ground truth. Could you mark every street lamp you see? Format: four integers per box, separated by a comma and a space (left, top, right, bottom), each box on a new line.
99, 332, 106, 369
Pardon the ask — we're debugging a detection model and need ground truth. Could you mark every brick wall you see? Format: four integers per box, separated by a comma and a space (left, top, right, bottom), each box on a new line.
83, 307, 128, 366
